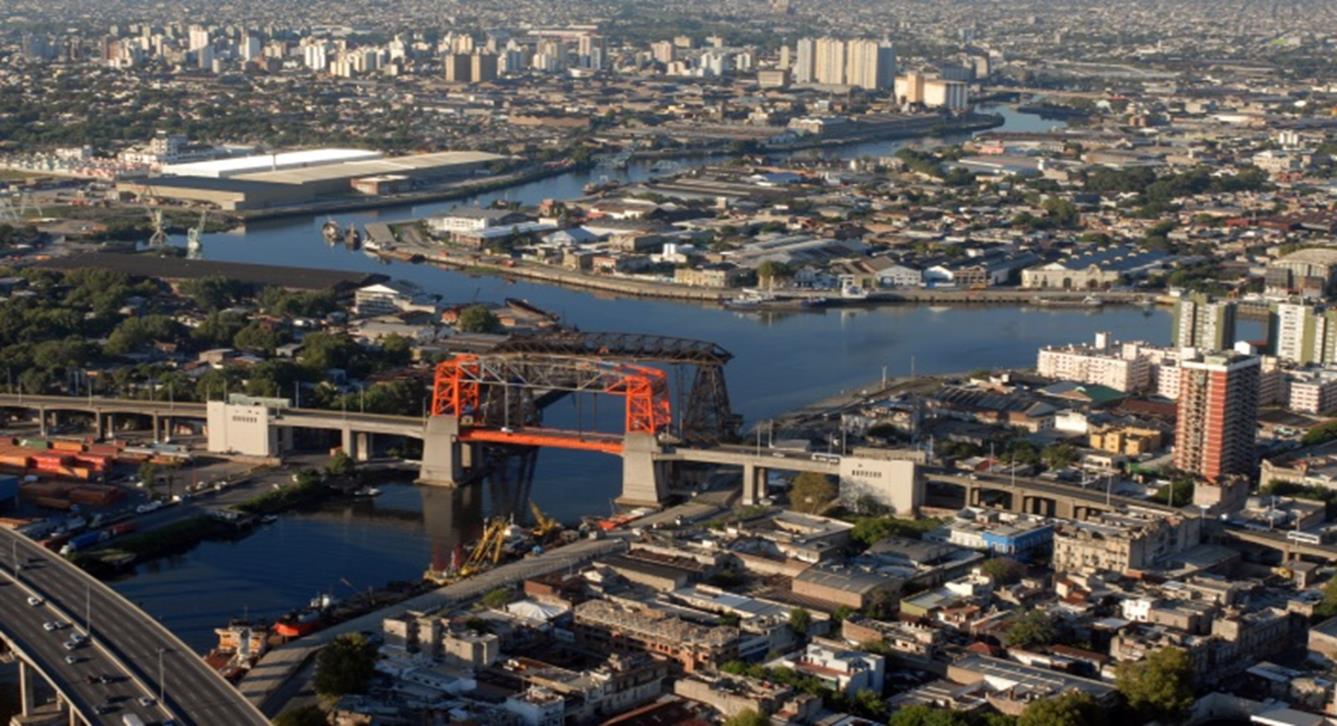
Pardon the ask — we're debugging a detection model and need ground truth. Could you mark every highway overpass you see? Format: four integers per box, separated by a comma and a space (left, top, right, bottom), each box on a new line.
0, 527, 268, 725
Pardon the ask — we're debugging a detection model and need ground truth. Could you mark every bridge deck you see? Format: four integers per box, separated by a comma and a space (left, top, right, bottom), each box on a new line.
0, 528, 268, 726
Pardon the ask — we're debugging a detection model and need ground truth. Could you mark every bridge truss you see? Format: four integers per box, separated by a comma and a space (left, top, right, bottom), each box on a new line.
492, 331, 739, 444
431, 353, 673, 437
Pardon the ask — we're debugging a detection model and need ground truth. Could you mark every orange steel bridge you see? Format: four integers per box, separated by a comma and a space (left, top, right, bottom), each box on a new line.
431, 353, 673, 454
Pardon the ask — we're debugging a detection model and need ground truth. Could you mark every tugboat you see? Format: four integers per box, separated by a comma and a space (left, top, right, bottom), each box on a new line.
352, 486, 381, 498
583, 177, 622, 195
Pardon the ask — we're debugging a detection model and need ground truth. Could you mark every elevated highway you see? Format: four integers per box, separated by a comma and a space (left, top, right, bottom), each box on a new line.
0, 527, 268, 725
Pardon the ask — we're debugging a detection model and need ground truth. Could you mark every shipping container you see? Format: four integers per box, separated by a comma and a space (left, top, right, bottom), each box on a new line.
50, 440, 85, 453
29, 496, 72, 511
109, 522, 137, 536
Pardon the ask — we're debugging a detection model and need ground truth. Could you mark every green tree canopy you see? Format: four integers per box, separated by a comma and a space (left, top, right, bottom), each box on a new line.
1115, 647, 1194, 723
314, 633, 377, 696
456, 305, 501, 334
1017, 691, 1105, 726
788, 607, 811, 634
1003, 610, 1057, 649
980, 557, 1026, 586
887, 705, 974, 726
789, 472, 837, 514
723, 710, 767, 726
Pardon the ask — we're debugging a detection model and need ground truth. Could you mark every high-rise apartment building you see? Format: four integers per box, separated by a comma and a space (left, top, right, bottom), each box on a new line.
1172, 293, 1236, 351
1271, 302, 1337, 365
793, 38, 816, 83
1173, 354, 1259, 482
188, 26, 210, 52
241, 35, 261, 61
845, 39, 895, 91
814, 37, 846, 85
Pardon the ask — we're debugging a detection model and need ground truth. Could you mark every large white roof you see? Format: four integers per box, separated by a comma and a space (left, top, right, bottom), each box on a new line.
162, 149, 384, 178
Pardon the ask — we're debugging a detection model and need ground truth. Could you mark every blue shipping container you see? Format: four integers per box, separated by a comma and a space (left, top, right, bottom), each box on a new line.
67, 532, 101, 551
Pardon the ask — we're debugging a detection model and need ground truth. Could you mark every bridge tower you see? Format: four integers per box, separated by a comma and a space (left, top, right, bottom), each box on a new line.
421, 352, 674, 505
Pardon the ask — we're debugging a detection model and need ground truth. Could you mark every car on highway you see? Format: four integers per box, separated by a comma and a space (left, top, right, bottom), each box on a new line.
93, 700, 115, 715
136, 696, 155, 707
26, 596, 42, 606
63, 655, 81, 665
42, 620, 68, 631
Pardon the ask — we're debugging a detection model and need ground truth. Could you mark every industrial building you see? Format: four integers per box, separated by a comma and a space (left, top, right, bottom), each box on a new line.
117, 150, 507, 211
161, 148, 385, 178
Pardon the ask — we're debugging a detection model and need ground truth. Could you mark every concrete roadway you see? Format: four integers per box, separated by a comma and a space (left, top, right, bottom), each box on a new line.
0, 561, 161, 725
0, 528, 269, 726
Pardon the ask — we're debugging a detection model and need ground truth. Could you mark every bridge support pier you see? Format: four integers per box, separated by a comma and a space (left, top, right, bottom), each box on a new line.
419, 416, 464, 486
741, 463, 768, 506
38, 407, 48, 437
618, 433, 666, 507
19, 659, 34, 717
356, 432, 371, 462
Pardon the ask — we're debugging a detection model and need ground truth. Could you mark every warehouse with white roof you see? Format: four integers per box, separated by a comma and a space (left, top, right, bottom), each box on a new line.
162, 148, 385, 178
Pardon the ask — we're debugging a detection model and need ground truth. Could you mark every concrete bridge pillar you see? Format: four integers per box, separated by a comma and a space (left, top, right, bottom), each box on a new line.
152, 414, 160, 443
419, 416, 463, 486
19, 659, 34, 717
741, 462, 768, 506
38, 407, 47, 437
618, 433, 666, 507
341, 428, 357, 461
356, 432, 371, 462
93, 411, 103, 440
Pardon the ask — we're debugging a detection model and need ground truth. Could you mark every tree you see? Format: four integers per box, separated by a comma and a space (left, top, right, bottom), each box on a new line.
788, 607, 811, 635
314, 633, 376, 696
980, 557, 1026, 586
233, 321, 283, 353
887, 705, 973, 726
326, 451, 355, 478
179, 276, 249, 311
481, 587, 515, 609
1116, 647, 1194, 723
756, 260, 791, 287
723, 709, 767, 726
1003, 610, 1056, 649
1317, 576, 1337, 620
137, 461, 160, 494
1041, 443, 1078, 470
456, 305, 501, 334
1017, 691, 1105, 726
788, 472, 837, 514
850, 516, 941, 547
273, 705, 327, 726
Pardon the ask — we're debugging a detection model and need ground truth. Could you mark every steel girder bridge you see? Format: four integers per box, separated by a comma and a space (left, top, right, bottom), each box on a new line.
490, 331, 739, 445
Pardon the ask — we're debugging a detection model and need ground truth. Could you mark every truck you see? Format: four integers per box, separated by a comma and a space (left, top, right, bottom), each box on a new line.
121, 715, 146, 726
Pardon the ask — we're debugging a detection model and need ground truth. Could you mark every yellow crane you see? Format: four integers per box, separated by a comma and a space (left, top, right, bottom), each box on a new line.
530, 502, 561, 540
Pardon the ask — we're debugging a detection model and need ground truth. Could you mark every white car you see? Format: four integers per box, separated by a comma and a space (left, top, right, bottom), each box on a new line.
64, 655, 80, 665
26, 596, 43, 607
43, 621, 58, 632
137, 696, 155, 707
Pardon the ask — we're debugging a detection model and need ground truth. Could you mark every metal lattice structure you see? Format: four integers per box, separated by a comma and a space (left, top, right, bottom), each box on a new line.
492, 332, 739, 444
431, 353, 672, 436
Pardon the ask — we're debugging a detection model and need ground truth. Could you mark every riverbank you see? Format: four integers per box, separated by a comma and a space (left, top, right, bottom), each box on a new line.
377, 233, 1171, 308
227, 112, 1000, 223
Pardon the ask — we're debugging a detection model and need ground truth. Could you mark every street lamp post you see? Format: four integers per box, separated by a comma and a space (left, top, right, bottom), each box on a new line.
157, 648, 166, 704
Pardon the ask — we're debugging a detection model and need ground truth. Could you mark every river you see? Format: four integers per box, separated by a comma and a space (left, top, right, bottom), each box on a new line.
112, 107, 1210, 652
